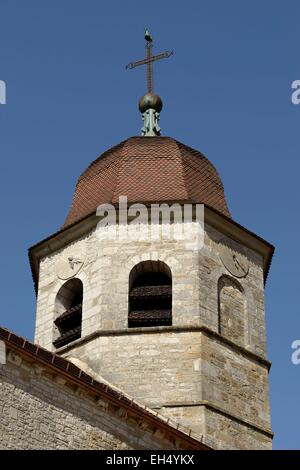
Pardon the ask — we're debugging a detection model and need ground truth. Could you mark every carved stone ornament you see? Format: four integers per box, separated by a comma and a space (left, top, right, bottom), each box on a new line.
218, 237, 249, 278
56, 246, 86, 280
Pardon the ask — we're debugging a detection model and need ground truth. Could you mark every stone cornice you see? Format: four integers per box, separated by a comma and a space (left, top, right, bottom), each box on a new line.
56, 324, 271, 370
159, 401, 273, 439
28, 204, 274, 294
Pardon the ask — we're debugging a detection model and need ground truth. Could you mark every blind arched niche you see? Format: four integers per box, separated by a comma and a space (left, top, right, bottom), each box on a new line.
218, 275, 246, 347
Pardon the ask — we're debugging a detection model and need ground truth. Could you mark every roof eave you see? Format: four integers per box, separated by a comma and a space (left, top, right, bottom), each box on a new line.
29, 203, 274, 294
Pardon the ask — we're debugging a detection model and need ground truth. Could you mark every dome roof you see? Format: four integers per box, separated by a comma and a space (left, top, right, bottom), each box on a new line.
64, 136, 230, 228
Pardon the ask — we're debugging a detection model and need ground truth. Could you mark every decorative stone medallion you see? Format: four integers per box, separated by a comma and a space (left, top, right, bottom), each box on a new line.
218, 237, 249, 278
56, 246, 86, 280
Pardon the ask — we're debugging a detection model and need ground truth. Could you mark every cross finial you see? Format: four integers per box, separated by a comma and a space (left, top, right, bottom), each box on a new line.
126, 29, 174, 136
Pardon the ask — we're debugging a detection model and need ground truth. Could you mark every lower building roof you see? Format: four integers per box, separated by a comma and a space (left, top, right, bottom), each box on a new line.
0, 325, 210, 450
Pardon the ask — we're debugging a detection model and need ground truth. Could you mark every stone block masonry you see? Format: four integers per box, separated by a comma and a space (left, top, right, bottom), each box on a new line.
0, 345, 203, 450
32, 215, 272, 450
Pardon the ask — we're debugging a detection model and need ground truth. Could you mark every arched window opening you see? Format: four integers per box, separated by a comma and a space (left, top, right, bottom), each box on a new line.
128, 261, 172, 328
53, 278, 83, 348
218, 276, 245, 347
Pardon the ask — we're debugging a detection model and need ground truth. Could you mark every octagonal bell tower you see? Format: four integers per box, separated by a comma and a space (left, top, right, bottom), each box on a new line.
29, 32, 274, 450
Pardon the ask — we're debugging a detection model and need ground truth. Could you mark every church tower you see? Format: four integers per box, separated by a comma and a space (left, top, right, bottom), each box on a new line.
29, 32, 274, 450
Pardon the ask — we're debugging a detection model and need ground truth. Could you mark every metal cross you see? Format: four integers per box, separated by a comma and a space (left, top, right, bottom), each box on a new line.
126, 29, 173, 93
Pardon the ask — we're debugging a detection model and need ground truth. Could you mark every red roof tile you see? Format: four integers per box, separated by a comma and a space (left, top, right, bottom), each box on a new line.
64, 136, 230, 227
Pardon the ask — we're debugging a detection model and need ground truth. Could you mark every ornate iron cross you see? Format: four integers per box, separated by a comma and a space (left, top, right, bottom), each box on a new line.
126, 29, 173, 93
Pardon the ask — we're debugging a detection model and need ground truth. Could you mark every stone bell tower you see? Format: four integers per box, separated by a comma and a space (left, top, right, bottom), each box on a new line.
29, 32, 274, 450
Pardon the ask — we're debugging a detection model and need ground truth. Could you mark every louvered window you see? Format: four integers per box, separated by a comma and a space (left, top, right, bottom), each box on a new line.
53, 279, 83, 348
129, 261, 172, 328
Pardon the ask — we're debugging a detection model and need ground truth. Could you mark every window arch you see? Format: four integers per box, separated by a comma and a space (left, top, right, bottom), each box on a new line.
53, 278, 83, 348
128, 261, 172, 328
218, 275, 245, 347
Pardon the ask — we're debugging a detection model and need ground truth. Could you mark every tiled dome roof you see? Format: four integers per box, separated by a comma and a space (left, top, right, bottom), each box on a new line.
64, 136, 230, 227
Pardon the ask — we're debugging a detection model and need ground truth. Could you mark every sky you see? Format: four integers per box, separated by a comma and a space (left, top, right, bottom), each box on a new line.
0, 0, 299, 450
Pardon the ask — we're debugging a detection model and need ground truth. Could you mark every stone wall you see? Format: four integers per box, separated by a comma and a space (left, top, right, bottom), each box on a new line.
35, 221, 267, 358
33, 217, 271, 449
200, 332, 271, 429
160, 405, 272, 450
0, 350, 190, 450
61, 329, 272, 449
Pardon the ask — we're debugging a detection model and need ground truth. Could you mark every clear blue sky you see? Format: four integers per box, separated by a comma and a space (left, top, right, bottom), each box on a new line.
0, 0, 299, 449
